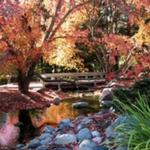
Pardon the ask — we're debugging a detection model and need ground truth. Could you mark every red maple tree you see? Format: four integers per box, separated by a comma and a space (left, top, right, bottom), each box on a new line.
76, 0, 150, 85
0, 0, 88, 94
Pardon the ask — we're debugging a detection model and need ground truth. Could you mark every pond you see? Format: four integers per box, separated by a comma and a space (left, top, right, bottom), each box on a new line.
30, 94, 100, 128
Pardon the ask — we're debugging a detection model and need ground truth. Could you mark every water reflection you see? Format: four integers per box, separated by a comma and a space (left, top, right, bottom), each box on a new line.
30, 96, 99, 127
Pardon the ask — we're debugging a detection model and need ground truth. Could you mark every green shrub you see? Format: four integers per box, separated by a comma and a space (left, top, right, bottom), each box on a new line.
0, 75, 7, 85
113, 95, 150, 150
113, 78, 150, 108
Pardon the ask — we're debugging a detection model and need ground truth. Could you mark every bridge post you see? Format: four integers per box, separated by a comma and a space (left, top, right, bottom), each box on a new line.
58, 82, 61, 91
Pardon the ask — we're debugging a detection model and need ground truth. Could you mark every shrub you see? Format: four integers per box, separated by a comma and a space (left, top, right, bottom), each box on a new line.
113, 78, 150, 107
113, 95, 150, 150
0, 75, 7, 85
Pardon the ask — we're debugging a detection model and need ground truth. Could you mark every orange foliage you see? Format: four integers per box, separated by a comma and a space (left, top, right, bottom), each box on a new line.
0, 0, 89, 75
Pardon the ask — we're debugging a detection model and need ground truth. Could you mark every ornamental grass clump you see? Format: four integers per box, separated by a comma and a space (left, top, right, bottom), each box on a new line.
114, 95, 150, 150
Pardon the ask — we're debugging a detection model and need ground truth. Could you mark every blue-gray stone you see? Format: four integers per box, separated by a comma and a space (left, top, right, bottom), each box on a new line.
36, 145, 49, 150
54, 134, 77, 145
77, 128, 92, 141
81, 117, 93, 125
95, 146, 108, 150
53, 148, 70, 150
79, 139, 97, 150
28, 139, 41, 149
18, 146, 27, 150
112, 114, 138, 128
105, 126, 118, 138
39, 133, 52, 141
53, 97, 61, 105
92, 137, 102, 143
92, 131, 101, 137
43, 125, 55, 133
59, 119, 73, 129
72, 102, 89, 109
77, 124, 85, 131
16, 144, 24, 149
40, 137, 52, 145
115, 146, 128, 150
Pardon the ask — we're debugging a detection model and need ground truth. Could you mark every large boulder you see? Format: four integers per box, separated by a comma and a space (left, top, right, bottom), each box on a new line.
100, 88, 113, 108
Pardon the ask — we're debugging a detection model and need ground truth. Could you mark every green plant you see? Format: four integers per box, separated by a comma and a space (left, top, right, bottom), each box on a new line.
112, 78, 150, 109
114, 95, 150, 150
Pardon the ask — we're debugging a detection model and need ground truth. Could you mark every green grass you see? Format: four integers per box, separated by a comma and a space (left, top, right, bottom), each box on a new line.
114, 94, 150, 150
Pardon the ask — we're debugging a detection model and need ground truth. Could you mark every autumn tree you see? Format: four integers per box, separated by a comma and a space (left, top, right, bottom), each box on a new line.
0, 0, 88, 94
76, 0, 150, 83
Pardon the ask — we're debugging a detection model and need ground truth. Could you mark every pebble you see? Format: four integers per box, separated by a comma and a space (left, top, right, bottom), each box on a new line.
43, 125, 55, 133
59, 119, 74, 129
27, 139, 41, 149
81, 117, 93, 124
16, 144, 24, 149
54, 134, 77, 145
92, 131, 101, 137
115, 146, 128, 150
53, 97, 61, 105
77, 128, 92, 141
38, 133, 52, 141
36, 145, 49, 150
92, 137, 102, 143
105, 126, 118, 138
79, 139, 97, 150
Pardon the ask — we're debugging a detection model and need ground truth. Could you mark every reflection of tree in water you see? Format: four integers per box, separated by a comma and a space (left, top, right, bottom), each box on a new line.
18, 110, 37, 143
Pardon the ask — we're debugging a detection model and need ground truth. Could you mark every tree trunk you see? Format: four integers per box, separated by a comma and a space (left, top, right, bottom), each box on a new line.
17, 62, 36, 94
18, 72, 31, 94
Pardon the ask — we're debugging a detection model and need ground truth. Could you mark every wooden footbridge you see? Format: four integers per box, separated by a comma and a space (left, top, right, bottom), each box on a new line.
39, 72, 106, 91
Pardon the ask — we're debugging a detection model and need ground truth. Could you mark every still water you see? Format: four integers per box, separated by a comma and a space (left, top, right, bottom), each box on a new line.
30, 95, 100, 127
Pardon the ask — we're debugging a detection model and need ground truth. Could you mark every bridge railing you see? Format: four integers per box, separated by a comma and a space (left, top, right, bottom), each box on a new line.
40, 72, 106, 90
41, 72, 105, 80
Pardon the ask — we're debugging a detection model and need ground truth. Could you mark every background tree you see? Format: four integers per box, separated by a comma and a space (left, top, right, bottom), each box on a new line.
76, 0, 150, 83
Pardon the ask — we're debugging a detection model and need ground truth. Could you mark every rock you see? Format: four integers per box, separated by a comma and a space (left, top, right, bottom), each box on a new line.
77, 128, 92, 141
105, 126, 118, 138
78, 139, 97, 150
92, 131, 101, 137
43, 125, 55, 133
16, 144, 24, 149
72, 102, 89, 109
95, 146, 108, 150
59, 119, 74, 129
112, 114, 138, 128
100, 88, 113, 108
53, 148, 70, 150
53, 97, 61, 105
92, 137, 102, 143
28, 139, 41, 149
39, 133, 52, 141
81, 117, 93, 124
101, 88, 113, 101
54, 134, 77, 145
115, 146, 128, 150
101, 100, 113, 107
40, 137, 52, 145
36, 145, 49, 150
77, 124, 85, 131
